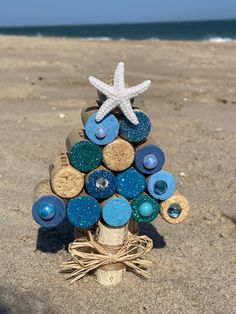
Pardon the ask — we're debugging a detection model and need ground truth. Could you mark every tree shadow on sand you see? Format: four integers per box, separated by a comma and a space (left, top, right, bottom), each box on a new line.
36, 218, 74, 253
139, 223, 166, 249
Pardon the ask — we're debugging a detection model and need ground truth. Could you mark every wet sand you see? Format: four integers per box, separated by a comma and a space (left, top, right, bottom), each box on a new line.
0, 35, 235, 314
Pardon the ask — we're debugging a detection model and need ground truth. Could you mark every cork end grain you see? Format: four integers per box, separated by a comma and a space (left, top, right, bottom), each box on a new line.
103, 138, 135, 171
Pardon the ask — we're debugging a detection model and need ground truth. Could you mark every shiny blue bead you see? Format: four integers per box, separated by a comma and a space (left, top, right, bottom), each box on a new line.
143, 154, 158, 170
94, 125, 107, 139
154, 180, 167, 195
138, 202, 153, 217
38, 203, 56, 221
168, 203, 182, 218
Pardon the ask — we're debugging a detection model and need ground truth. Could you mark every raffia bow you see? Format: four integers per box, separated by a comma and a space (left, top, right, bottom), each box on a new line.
61, 231, 153, 283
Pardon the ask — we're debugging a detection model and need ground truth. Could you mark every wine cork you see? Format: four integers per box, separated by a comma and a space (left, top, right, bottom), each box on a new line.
116, 167, 146, 199
49, 152, 84, 199
130, 193, 160, 224
66, 129, 102, 173
95, 219, 128, 286
33, 179, 54, 202
103, 138, 135, 171
67, 195, 100, 229
32, 180, 66, 228
119, 109, 152, 143
160, 191, 190, 224
147, 170, 176, 201
101, 195, 132, 227
84, 111, 119, 146
81, 103, 100, 126
85, 166, 116, 200
134, 141, 165, 175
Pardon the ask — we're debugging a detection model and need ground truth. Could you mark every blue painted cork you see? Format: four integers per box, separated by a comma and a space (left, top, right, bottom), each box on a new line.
69, 141, 102, 173
147, 170, 176, 201
119, 111, 151, 143
67, 195, 100, 229
131, 194, 160, 223
86, 168, 116, 199
116, 167, 146, 199
32, 195, 66, 228
102, 197, 132, 227
85, 112, 119, 145
135, 144, 165, 175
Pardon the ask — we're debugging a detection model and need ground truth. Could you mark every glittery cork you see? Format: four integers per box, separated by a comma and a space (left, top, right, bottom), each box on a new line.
103, 138, 134, 171
66, 129, 102, 173
120, 110, 152, 143
131, 193, 160, 224
49, 152, 85, 199
160, 191, 189, 224
85, 166, 116, 200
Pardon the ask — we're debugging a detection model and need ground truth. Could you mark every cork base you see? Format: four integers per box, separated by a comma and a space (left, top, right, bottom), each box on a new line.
95, 220, 128, 286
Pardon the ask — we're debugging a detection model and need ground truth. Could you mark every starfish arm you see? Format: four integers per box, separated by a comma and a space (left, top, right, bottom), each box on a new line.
96, 99, 117, 122
88, 76, 114, 98
120, 100, 139, 125
125, 80, 151, 99
113, 62, 125, 89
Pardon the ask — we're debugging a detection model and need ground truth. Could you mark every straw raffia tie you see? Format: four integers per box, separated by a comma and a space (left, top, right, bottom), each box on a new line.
60, 231, 153, 283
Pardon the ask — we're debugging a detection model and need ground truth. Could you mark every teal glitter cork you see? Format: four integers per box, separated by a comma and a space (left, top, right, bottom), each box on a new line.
67, 195, 100, 229
116, 167, 146, 199
119, 111, 152, 143
70, 141, 102, 173
131, 194, 160, 223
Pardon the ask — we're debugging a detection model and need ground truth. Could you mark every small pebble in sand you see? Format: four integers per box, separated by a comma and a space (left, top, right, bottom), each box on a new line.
179, 172, 186, 177
184, 97, 188, 101
52, 106, 56, 111
59, 113, 65, 119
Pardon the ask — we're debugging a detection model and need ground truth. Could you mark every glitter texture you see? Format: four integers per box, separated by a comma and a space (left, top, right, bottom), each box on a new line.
119, 111, 151, 143
131, 194, 160, 223
67, 196, 100, 228
86, 169, 116, 199
69, 141, 102, 173
116, 167, 146, 199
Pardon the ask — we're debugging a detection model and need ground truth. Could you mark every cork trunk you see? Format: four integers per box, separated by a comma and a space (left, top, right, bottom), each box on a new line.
95, 220, 128, 286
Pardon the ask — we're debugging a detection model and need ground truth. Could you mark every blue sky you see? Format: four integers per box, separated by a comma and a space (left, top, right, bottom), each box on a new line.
0, 0, 236, 27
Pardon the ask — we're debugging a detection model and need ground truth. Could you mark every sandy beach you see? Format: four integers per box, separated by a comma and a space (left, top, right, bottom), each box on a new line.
0, 35, 235, 314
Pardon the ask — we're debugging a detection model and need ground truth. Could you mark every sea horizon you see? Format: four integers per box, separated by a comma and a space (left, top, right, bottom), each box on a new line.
0, 19, 236, 42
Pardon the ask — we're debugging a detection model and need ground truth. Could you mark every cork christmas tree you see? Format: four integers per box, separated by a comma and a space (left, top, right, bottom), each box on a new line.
32, 62, 190, 286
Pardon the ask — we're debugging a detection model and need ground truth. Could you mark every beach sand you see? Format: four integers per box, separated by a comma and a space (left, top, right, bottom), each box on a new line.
0, 35, 235, 314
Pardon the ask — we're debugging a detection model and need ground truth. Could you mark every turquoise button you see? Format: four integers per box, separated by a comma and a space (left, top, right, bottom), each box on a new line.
138, 202, 153, 217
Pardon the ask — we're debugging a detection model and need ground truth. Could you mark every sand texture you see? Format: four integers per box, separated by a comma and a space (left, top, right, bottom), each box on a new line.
0, 35, 235, 314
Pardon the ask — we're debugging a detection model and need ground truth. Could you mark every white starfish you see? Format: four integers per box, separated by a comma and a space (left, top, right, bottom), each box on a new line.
88, 62, 151, 125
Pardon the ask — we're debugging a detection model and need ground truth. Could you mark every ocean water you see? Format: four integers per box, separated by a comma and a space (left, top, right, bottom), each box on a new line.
0, 19, 236, 41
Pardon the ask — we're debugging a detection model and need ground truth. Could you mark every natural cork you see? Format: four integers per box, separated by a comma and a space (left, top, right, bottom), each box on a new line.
103, 138, 135, 171
81, 103, 99, 126
95, 220, 128, 286
49, 152, 84, 199
33, 179, 54, 202
66, 129, 87, 153
160, 191, 190, 224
